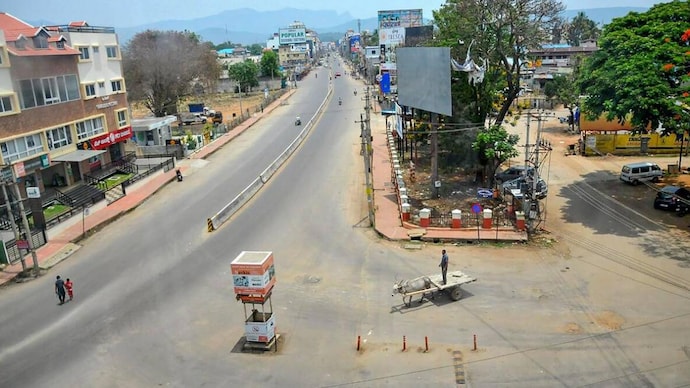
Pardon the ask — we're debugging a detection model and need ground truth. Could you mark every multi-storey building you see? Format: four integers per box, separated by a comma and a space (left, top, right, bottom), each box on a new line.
0, 13, 131, 194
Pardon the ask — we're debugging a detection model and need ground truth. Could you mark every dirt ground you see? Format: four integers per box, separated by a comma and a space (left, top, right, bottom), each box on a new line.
130, 90, 284, 123
399, 111, 690, 219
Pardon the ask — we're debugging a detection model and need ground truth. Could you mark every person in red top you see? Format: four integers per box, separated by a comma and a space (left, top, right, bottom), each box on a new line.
65, 278, 74, 301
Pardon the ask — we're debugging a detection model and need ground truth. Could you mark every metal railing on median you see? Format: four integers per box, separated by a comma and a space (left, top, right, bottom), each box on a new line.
207, 86, 332, 232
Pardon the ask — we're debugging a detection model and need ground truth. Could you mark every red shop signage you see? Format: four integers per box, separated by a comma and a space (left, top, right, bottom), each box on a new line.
79, 127, 133, 150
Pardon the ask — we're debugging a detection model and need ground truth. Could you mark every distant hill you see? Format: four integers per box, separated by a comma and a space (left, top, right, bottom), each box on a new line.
29, 6, 651, 46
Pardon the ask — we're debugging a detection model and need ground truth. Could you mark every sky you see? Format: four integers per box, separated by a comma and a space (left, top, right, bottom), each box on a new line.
2, 0, 668, 28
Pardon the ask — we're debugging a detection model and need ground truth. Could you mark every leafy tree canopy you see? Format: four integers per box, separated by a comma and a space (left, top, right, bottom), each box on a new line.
566, 12, 601, 46
433, 0, 565, 126
228, 60, 259, 92
247, 43, 264, 56
123, 30, 219, 116
259, 50, 281, 78
578, 1, 690, 135
472, 124, 520, 185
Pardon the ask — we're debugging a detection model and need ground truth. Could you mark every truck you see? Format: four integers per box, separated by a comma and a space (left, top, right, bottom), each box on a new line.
188, 103, 222, 124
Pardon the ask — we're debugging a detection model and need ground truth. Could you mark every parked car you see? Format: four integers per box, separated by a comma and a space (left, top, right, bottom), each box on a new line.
620, 161, 662, 185
653, 185, 690, 213
179, 112, 207, 126
495, 165, 535, 184
502, 177, 548, 199
335, 72, 341, 77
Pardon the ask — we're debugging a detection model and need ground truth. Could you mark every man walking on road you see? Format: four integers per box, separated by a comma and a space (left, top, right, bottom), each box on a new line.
439, 250, 449, 285
55, 275, 66, 305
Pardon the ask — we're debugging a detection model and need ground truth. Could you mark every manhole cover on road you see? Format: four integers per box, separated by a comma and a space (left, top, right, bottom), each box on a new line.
301, 275, 321, 284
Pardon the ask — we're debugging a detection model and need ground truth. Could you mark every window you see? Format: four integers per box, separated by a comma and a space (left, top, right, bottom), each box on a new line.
46, 125, 72, 150
56, 41, 65, 49
15, 38, 26, 50
111, 79, 123, 93
92, 46, 99, 53
0, 96, 13, 113
75, 117, 105, 140
116, 109, 128, 127
41, 78, 59, 104
98, 81, 105, 88
84, 83, 96, 98
78, 47, 90, 60
19, 75, 80, 109
106, 46, 119, 59
0, 134, 44, 162
33, 36, 48, 49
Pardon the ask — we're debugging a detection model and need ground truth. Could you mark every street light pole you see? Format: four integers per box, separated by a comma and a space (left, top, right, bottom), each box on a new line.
237, 81, 243, 119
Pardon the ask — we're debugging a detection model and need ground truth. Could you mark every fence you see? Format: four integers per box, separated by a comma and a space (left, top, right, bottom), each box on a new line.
425, 206, 512, 228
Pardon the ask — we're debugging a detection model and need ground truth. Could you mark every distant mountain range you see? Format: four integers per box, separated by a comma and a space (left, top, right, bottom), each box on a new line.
31, 6, 649, 46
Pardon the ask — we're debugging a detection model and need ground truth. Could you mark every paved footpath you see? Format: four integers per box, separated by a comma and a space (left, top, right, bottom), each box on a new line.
0, 90, 296, 286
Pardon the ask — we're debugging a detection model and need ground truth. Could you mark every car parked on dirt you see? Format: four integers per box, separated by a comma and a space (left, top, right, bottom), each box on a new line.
653, 186, 690, 214
495, 165, 535, 184
502, 177, 548, 199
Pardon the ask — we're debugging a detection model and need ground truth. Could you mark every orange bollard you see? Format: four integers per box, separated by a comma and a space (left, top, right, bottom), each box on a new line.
425, 336, 429, 352
473, 334, 477, 351
402, 336, 407, 351
357, 335, 361, 351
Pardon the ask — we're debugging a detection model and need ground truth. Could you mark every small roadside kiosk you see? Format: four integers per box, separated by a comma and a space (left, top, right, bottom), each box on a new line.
231, 251, 278, 351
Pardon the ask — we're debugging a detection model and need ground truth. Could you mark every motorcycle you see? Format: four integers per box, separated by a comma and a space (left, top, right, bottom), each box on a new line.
354, 90, 357, 96
295, 117, 301, 126
176, 169, 183, 182
338, 98, 342, 106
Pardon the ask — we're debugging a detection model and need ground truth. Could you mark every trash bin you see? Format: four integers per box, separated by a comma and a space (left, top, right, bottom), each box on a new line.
668, 164, 680, 174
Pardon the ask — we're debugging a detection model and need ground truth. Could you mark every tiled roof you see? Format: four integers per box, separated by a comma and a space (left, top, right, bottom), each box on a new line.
0, 12, 79, 57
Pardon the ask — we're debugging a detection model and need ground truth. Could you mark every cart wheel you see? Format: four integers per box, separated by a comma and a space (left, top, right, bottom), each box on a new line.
450, 286, 463, 301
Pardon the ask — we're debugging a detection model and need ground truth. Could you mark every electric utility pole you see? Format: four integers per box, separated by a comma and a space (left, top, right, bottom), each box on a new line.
361, 87, 374, 226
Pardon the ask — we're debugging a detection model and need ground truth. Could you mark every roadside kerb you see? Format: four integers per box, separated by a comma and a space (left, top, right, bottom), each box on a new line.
208, 85, 333, 231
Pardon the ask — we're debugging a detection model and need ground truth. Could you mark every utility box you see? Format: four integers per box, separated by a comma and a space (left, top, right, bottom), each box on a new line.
231, 251, 276, 295
244, 309, 276, 343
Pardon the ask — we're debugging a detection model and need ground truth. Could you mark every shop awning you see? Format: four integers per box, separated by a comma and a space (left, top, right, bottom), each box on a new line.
51, 149, 106, 162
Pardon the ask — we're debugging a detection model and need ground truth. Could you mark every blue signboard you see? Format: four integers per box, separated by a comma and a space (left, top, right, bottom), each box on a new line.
380, 73, 391, 94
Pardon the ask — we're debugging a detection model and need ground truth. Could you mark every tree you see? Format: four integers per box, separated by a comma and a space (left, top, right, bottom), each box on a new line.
578, 1, 690, 135
259, 50, 281, 78
123, 30, 219, 116
472, 125, 520, 186
565, 12, 600, 46
227, 60, 259, 92
433, 0, 565, 126
544, 72, 580, 130
247, 43, 264, 56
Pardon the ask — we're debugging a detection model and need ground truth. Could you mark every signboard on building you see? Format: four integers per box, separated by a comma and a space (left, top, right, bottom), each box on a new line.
379, 28, 406, 45
349, 34, 361, 53
289, 43, 308, 52
78, 126, 133, 150
378, 9, 423, 29
279, 28, 306, 45
365, 46, 380, 59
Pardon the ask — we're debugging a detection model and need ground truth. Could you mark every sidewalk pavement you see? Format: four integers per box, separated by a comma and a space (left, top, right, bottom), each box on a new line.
0, 86, 526, 286
0, 90, 297, 287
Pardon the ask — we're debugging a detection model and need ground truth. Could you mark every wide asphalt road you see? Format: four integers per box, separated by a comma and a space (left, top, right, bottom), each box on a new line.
2, 55, 690, 388
0, 56, 452, 387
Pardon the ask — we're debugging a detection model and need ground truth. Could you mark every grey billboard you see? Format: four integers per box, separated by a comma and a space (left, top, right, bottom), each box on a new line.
396, 47, 452, 116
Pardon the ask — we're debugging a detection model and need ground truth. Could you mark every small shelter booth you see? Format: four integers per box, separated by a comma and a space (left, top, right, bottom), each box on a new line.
130, 116, 177, 147
231, 251, 278, 351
